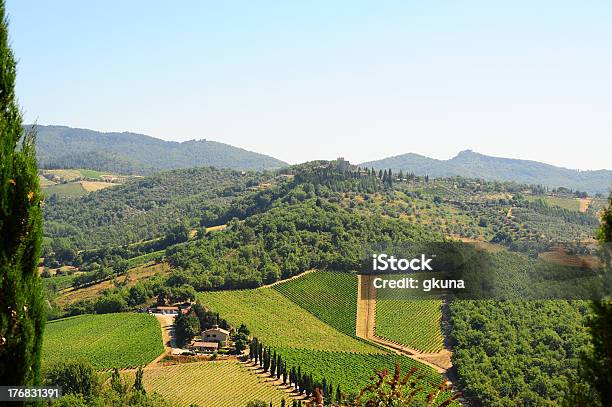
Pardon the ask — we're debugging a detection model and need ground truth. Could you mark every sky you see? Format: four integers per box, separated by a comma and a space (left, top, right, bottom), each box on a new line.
6, 0, 612, 169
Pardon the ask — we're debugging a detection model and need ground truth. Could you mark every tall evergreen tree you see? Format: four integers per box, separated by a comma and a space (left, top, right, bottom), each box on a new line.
579, 194, 612, 405
133, 366, 145, 393
0, 0, 45, 388
270, 349, 276, 377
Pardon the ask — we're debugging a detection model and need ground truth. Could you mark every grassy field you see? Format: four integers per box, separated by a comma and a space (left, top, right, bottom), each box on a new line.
272, 347, 449, 401
273, 271, 358, 337
525, 195, 580, 211
41, 273, 75, 291
43, 313, 164, 370
43, 182, 87, 197
126, 250, 165, 268
375, 299, 444, 353
199, 288, 381, 353
125, 360, 291, 407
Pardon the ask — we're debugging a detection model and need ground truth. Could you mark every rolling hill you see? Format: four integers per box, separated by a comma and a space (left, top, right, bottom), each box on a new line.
31, 124, 288, 173
361, 149, 612, 194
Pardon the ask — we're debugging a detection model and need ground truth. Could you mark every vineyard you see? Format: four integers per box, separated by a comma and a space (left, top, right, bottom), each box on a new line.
42, 313, 164, 370
124, 360, 291, 407
198, 288, 381, 354
271, 347, 452, 402
273, 271, 358, 336
374, 298, 444, 353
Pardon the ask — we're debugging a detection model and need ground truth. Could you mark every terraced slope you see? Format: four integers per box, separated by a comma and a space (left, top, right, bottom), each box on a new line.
43, 313, 164, 370
199, 288, 381, 354
128, 361, 291, 407
375, 299, 444, 353
272, 347, 446, 396
273, 271, 358, 336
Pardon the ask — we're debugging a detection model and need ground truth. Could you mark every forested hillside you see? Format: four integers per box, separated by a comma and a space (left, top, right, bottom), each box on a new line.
361, 149, 612, 194
40, 160, 606, 405
43, 167, 270, 250
32, 124, 288, 173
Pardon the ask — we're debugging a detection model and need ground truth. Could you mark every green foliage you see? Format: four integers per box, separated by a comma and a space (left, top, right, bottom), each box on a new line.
334, 363, 460, 407
199, 288, 380, 353
0, 0, 45, 388
273, 271, 358, 337
48, 362, 175, 406
375, 299, 444, 353
269, 347, 449, 401
94, 294, 128, 314
43, 181, 88, 197
169, 190, 440, 290
44, 359, 100, 399
44, 166, 263, 250
450, 300, 590, 405
174, 311, 199, 347
576, 195, 612, 406
134, 366, 146, 393
43, 313, 164, 370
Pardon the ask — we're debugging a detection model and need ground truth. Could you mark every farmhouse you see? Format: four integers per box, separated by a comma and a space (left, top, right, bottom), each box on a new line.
201, 325, 230, 347
189, 341, 219, 353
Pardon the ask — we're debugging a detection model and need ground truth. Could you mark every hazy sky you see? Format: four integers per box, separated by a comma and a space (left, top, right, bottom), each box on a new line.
7, 1, 612, 169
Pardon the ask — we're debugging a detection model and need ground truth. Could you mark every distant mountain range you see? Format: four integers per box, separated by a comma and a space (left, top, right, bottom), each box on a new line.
30, 125, 611, 194
360, 150, 612, 194
31, 125, 288, 174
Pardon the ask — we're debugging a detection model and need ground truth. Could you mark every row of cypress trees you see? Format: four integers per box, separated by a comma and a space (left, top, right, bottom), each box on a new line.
249, 337, 342, 405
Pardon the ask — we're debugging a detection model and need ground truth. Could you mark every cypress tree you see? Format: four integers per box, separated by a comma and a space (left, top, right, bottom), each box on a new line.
276, 354, 282, 379
297, 366, 302, 391
322, 377, 327, 397
133, 366, 145, 393
326, 381, 332, 404
258, 344, 263, 367
281, 399, 285, 407
270, 350, 276, 377
308, 374, 314, 396
0, 0, 45, 389
336, 384, 342, 402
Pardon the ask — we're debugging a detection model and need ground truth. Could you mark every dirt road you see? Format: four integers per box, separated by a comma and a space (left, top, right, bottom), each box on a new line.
260, 269, 315, 289
356, 275, 451, 373
146, 314, 177, 368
